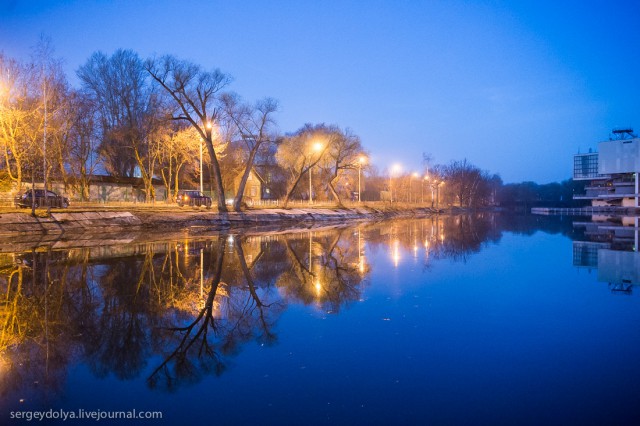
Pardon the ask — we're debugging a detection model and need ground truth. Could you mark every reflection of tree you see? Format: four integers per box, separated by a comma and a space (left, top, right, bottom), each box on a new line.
148, 236, 285, 390
436, 214, 498, 262
148, 237, 226, 391
363, 214, 501, 267
0, 225, 373, 398
276, 229, 369, 312
83, 254, 153, 380
0, 250, 89, 400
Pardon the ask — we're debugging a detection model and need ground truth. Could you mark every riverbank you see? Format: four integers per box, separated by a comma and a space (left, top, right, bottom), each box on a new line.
0, 205, 443, 238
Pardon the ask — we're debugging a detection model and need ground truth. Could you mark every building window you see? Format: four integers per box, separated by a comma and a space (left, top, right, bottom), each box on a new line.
574, 153, 599, 179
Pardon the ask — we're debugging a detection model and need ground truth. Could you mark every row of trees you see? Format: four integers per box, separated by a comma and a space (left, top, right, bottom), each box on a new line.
1, 40, 581, 212
0, 41, 369, 212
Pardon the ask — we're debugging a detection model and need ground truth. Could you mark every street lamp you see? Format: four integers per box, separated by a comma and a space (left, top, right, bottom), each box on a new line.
309, 142, 323, 205
410, 172, 418, 203
427, 177, 437, 208
390, 164, 402, 203
436, 181, 444, 209
199, 138, 204, 194
201, 121, 215, 194
422, 175, 429, 204
358, 155, 366, 202
201, 121, 219, 195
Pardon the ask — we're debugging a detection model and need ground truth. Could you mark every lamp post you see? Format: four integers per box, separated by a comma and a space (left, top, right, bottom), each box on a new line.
422, 175, 428, 204
436, 181, 444, 209
390, 164, 401, 203
42, 65, 48, 207
202, 121, 215, 194
199, 138, 203, 193
429, 179, 436, 208
358, 156, 366, 202
410, 172, 418, 203
309, 142, 323, 205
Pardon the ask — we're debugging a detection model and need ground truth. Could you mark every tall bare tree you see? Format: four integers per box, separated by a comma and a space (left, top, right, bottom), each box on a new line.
156, 125, 200, 202
78, 49, 162, 201
275, 124, 331, 207
221, 94, 278, 211
0, 54, 32, 191
65, 91, 101, 201
318, 127, 364, 206
441, 159, 490, 208
145, 56, 231, 212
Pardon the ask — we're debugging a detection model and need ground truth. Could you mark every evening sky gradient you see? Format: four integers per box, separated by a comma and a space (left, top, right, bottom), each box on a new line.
1, 0, 639, 183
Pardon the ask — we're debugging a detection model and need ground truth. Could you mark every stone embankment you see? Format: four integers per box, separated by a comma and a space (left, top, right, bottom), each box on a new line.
0, 206, 439, 237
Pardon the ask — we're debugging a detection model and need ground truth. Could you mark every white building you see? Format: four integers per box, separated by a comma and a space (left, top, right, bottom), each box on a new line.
573, 129, 640, 207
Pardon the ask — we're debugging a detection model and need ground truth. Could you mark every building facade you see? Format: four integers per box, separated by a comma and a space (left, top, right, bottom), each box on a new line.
573, 129, 640, 207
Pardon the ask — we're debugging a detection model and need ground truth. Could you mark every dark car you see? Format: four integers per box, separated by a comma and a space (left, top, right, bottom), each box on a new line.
14, 189, 70, 209
176, 190, 212, 207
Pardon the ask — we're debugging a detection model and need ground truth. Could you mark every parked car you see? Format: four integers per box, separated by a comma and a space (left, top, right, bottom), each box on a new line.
14, 189, 70, 208
176, 190, 212, 207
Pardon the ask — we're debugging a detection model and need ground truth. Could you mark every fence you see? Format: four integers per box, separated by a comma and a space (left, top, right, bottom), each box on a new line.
1, 195, 442, 211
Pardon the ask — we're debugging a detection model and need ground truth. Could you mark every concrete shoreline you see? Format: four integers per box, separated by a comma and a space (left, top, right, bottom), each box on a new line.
0, 206, 441, 237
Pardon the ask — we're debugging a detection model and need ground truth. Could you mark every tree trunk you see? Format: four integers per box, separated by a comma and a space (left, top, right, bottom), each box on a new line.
133, 146, 155, 203
173, 162, 185, 201
327, 179, 342, 206
283, 168, 307, 208
232, 147, 259, 212
203, 138, 227, 213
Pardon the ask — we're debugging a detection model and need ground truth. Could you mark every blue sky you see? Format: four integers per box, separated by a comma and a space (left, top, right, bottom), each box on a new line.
1, 0, 638, 183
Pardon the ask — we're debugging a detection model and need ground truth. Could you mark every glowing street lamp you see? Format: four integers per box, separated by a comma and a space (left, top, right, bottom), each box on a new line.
410, 172, 419, 203
437, 181, 445, 209
422, 175, 429, 204
309, 142, 323, 205
390, 164, 402, 203
358, 155, 366, 202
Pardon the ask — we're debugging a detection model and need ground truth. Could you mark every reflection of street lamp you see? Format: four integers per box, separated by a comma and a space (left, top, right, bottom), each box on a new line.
358, 156, 366, 202
200, 248, 204, 306
309, 142, 323, 205
390, 164, 402, 203
392, 239, 400, 267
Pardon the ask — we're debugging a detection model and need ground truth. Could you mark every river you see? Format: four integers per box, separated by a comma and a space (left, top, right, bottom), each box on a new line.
1, 213, 639, 425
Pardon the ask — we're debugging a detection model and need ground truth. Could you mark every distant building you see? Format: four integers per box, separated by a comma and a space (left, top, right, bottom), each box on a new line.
4, 175, 167, 203
232, 168, 265, 205
573, 129, 640, 207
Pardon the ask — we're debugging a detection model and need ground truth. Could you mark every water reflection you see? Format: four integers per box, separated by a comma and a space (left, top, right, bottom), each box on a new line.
573, 215, 640, 293
0, 213, 576, 403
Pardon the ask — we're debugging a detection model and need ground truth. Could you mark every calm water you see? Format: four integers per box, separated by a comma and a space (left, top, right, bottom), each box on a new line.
1, 214, 639, 425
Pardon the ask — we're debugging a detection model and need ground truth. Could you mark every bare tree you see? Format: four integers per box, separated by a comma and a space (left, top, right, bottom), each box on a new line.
276, 124, 331, 207
65, 91, 101, 201
145, 56, 231, 212
441, 159, 491, 208
0, 54, 32, 192
78, 49, 162, 202
318, 127, 364, 206
156, 125, 200, 202
221, 94, 278, 211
